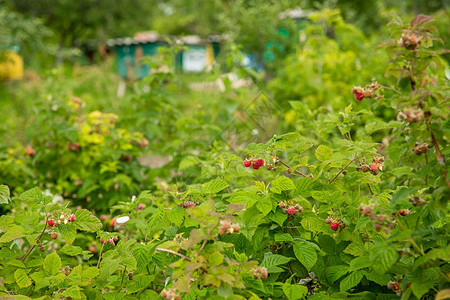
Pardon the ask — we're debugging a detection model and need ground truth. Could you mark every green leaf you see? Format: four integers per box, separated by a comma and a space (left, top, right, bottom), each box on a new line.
315, 145, 333, 162
30, 271, 49, 290
121, 256, 137, 269
256, 197, 272, 216
391, 187, 419, 204
82, 267, 99, 281
19, 187, 43, 204
340, 270, 364, 292
203, 178, 229, 194
365, 121, 402, 135
370, 244, 399, 274
64, 285, 81, 299
228, 192, 261, 209
270, 176, 295, 194
60, 245, 83, 256
325, 265, 348, 282
293, 241, 317, 271
349, 256, 371, 272
127, 274, 153, 294
301, 217, 328, 233
261, 254, 291, 273
268, 210, 288, 226
43, 251, 61, 276
0, 185, 10, 204
274, 233, 294, 242
100, 258, 120, 276
58, 223, 77, 244
14, 269, 31, 288
344, 242, 367, 257
166, 206, 185, 226
132, 244, 151, 271
0, 224, 25, 243
74, 209, 102, 232
283, 283, 308, 300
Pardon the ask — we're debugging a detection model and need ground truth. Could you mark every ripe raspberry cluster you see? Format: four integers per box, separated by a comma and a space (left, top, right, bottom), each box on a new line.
397, 108, 423, 123
351, 81, 379, 102
387, 281, 402, 296
218, 220, 240, 235
325, 217, 345, 231
357, 157, 384, 175
251, 266, 268, 280
412, 142, 429, 156
100, 236, 118, 246
47, 213, 76, 227
161, 288, 181, 300
243, 158, 265, 170
278, 202, 303, 217
66, 142, 80, 151
178, 201, 196, 208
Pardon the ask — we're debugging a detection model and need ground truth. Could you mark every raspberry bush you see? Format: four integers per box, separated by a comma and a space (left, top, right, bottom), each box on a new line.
0, 14, 449, 300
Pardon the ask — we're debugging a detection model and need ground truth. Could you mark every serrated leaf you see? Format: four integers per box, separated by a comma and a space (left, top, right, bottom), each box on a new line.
344, 243, 367, 257
228, 192, 261, 208
203, 178, 229, 194
340, 270, 364, 292
370, 244, 399, 274
268, 210, 288, 226
60, 245, 83, 256
43, 252, 61, 276
301, 217, 328, 233
325, 265, 348, 282
270, 176, 295, 194
19, 187, 43, 204
0, 185, 10, 204
256, 197, 272, 216
74, 209, 102, 232
82, 267, 99, 281
315, 145, 333, 162
58, 223, 77, 244
283, 283, 308, 300
274, 233, 294, 242
65, 285, 81, 299
127, 274, 153, 294
365, 121, 402, 135
132, 244, 151, 270
0, 224, 25, 243
121, 256, 137, 269
261, 254, 291, 271
293, 241, 317, 271
100, 258, 120, 276
349, 256, 371, 271
14, 269, 31, 288
167, 206, 185, 226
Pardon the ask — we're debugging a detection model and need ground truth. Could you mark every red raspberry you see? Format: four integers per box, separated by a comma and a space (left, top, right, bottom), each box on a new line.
100, 215, 107, 221
111, 218, 116, 226
137, 203, 146, 210
188, 202, 195, 207
243, 160, 251, 167
69, 214, 76, 222
108, 238, 115, 246
369, 164, 378, 172
100, 238, 105, 244
287, 207, 296, 215
252, 164, 260, 170
89, 246, 97, 253
330, 222, 339, 231
47, 219, 55, 227
355, 93, 364, 101
50, 233, 58, 240
254, 159, 264, 167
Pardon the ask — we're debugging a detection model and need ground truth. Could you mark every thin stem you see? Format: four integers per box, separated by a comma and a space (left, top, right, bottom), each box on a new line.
139, 229, 148, 243
277, 158, 312, 178
197, 226, 217, 258
22, 214, 49, 263
120, 266, 127, 290
367, 184, 374, 196
155, 248, 192, 261
96, 242, 105, 268
329, 155, 359, 184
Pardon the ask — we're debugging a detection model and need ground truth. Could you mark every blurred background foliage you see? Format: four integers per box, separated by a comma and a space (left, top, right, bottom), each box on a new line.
0, 0, 448, 210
